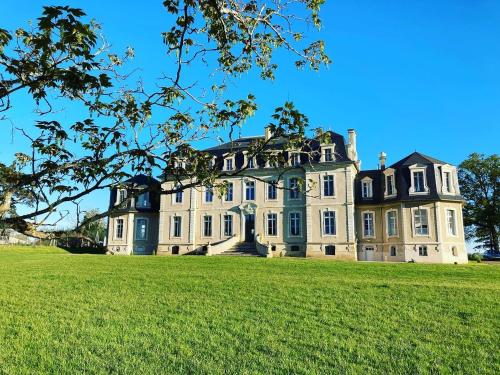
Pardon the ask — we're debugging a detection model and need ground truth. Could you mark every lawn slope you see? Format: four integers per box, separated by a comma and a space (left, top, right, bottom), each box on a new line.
0, 246, 499, 374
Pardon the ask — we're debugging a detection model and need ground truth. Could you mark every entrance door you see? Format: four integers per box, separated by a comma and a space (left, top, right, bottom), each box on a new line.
244, 214, 255, 242
365, 246, 375, 261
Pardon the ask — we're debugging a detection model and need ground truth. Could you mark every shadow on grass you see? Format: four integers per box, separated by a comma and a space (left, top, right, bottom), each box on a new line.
57, 245, 106, 255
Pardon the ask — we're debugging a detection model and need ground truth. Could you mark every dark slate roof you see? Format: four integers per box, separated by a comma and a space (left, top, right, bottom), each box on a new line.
202, 131, 352, 170
109, 174, 161, 212
355, 152, 462, 205
123, 174, 159, 187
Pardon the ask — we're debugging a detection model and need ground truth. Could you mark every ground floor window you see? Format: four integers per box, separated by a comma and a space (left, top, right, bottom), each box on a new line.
115, 218, 124, 239
390, 246, 397, 256
289, 212, 301, 236
173, 216, 182, 237
267, 213, 277, 236
452, 246, 458, 256
325, 245, 336, 255
224, 215, 233, 236
323, 211, 336, 235
418, 245, 428, 256
172, 245, 179, 255
135, 218, 148, 240
203, 216, 212, 237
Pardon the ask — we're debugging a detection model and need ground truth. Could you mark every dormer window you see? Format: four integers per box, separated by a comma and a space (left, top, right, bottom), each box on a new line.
409, 165, 429, 195
290, 152, 301, 167
137, 192, 150, 208
248, 156, 255, 169
440, 165, 457, 195
223, 153, 235, 171
244, 151, 256, 169
443, 172, 451, 193
116, 189, 127, 206
361, 178, 373, 199
321, 145, 335, 162
383, 169, 397, 198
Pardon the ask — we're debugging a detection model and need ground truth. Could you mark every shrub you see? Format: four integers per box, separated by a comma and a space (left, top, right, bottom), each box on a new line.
468, 253, 482, 263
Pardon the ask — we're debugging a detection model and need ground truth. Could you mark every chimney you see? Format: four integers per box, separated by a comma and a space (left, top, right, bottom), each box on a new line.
347, 129, 358, 162
265, 126, 273, 141
379, 152, 387, 170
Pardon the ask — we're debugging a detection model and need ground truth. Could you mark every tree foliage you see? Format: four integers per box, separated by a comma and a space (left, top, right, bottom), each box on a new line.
0, 1, 330, 239
458, 153, 500, 252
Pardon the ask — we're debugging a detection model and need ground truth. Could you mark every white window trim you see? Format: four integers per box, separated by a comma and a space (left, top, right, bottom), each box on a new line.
134, 217, 149, 241
223, 153, 236, 172
243, 178, 256, 202
321, 209, 338, 237
288, 211, 303, 238
222, 213, 234, 237
266, 211, 279, 237
201, 215, 213, 238
289, 151, 301, 167
242, 151, 257, 169
411, 207, 431, 237
440, 165, 456, 195
446, 208, 458, 237
265, 180, 278, 201
321, 143, 336, 162
115, 188, 127, 206
114, 218, 124, 240
409, 165, 430, 195
386, 209, 399, 238
361, 177, 373, 199
288, 177, 301, 201
172, 184, 184, 205
361, 210, 376, 239
265, 151, 279, 168
171, 215, 182, 238
204, 186, 214, 204
223, 181, 234, 202
383, 168, 397, 198
320, 173, 336, 199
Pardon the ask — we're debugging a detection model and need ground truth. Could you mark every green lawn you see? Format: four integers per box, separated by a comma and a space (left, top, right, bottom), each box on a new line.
0, 246, 499, 374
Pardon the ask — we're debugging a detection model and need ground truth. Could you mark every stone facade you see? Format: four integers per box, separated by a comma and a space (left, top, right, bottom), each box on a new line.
106, 129, 467, 263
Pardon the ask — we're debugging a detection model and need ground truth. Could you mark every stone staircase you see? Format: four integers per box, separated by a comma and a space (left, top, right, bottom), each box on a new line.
216, 242, 261, 257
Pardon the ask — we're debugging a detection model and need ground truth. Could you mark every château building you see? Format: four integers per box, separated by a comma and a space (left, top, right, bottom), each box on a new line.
106, 128, 468, 263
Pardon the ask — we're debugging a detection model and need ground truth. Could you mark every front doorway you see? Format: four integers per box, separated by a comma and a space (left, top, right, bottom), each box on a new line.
244, 214, 255, 242
364, 246, 375, 261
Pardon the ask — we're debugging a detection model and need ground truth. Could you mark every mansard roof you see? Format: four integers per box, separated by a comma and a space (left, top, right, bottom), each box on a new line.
123, 174, 160, 187
355, 151, 462, 205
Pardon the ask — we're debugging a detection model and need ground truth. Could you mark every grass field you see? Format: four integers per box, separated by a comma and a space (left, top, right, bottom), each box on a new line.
0, 246, 499, 374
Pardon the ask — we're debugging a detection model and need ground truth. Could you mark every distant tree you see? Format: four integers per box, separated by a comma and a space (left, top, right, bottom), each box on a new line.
458, 153, 499, 253
0, 2, 331, 239
80, 209, 106, 243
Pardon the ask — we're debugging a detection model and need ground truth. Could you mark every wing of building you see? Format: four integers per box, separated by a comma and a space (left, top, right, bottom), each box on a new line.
106, 129, 467, 263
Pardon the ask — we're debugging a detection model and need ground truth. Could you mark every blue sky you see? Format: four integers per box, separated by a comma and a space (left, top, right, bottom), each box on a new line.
1, 0, 499, 224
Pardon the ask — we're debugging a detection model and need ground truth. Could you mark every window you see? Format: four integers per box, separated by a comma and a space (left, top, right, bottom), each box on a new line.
245, 181, 255, 201
413, 171, 425, 193
418, 245, 428, 256
225, 158, 234, 171
173, 216, 182, 237
137, 192, 150, 208
323, 211, 336, 235
225, 182, 233, 202
135, 218, 148, 240
248, 156, 255, 169
290, 212, 301, 236
117, 189, 127, 205
452, 246, 458, 257
267, 213, 277, 236
323, 175, 335, 197
267, 181, 277, 200
387, 210, 398, 237
205, 186, 214, 203
443, 172, 451, 193
291, 153, 300, 166
386, 174, 395, 196
323, 147, 333, 162
289, 178, 300, 200
361, 179, 373, 198
390, 246, 397, 256
413, 209, 429, 236
203, 216, 212, 237
115, 218, 124, 239
446, 209, 457, 236
172, 245, 180, 255
224, 215, 233, 236
175, 185, 183, 203
363, 212, 374, 237
325, 245, 336, 256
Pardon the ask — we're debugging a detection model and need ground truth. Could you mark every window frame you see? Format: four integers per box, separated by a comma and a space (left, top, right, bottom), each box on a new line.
204, 186, 214, 204
266, 212, 278, 237
418, 245, 428, 256
223, 214, 233, 237
412, 207, 430, 237
289, 211, 302, 237
386, 209, 399, 238
390, 245, 397, 257
288, 177, 300, 200
244, 180, 256, 201
115, 218, 124, 239
137, 192, 151, 208
322, 146, 335, 162
361, 177, 373, 199
322, 174, 336, 198
446, 208, 457, 237
383, 169, 397, 198
172, 216, 182, 238
202, 215, 213, 237
325, 245, 336, 255
266, 180, 278, 201
134, 217, 149, 241
224, 181, 234, 202
409, 165, 430, 195
362, 211, 376, 238
322, 209, 337, 236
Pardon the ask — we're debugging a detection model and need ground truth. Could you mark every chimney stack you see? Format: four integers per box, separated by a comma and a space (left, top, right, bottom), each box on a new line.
379, 152, 387, 170
347, 129, 358, 162
265, 126, 273, 141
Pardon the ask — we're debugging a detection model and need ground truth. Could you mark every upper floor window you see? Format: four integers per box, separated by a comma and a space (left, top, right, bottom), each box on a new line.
323, 211, 336, 236
446, 209, 457, 236
245, 181, 255, 201
267, 181, 277, 200
205, 186, 214, 203
224, 215, 233, 236
409, 165, 429, 195
361, 179, 373, 199
291, 153, 301, 167
173, 216, 182, 237
115, 218, 124, 239
135, 218, 148, 240
289, 178, 300, 200
117, 189, 127, 205
323, 147, 334, 162
413, 209, 429, 236
224, 182, 233, 202
363, 212, 375, 237
289, 212, 301, 236
443, 171, 452, 193
386, 174, 395, 196
323, 175, 335, 197
413, 171, 425, 192
225, 158, 234, 171
137, 192, 150, 208
387, 210, 398, 237
248, 156, 255, 169
175, 185, 183, 203
203, 215, 212, 237
267, 213, 277, 236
